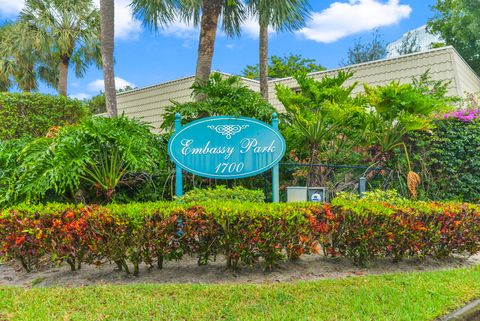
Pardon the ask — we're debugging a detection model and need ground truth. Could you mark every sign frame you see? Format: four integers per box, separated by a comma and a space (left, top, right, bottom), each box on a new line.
169, 113, 283, 202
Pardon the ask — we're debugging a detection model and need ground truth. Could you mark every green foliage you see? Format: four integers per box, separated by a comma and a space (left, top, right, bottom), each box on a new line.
411, 118, 480, 203
428, 0, 480, 74
0, 21, 58, 92
16, 0, 101, 95
179, 186, 264, 203
0, 116, 165, 206
276, 70, 452, 197
276, 71, 368, 186
395, 31, 421, 56
162, 72, 276, 129
342, 30, 386, 65
242, 54, 325, 79
2, 199, 479, 273
363, 80, 449, 153
0, 92, 89, 140
84, 87, 135, 115
0, 138, 31, 206
2, 268, 480, 321
132, 0, 245, 38
335, 189, 404, 204
85, 92, 106, 114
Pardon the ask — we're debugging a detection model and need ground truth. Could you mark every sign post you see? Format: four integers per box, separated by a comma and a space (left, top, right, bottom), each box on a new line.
174, 113, 183, 197
168, 114, 286, 202
271, 113, 279, 203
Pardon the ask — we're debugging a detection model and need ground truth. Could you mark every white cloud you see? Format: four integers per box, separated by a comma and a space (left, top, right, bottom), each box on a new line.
159, 16, 275, 41
93, 0, 142, 40
70, 93, 91, 100
241, 17, 274, 39
298, 0, 412, 43
1, 0, 141, 40
88, 77, 135, 92
160, 20, 198, 39
0, 0, 24, 17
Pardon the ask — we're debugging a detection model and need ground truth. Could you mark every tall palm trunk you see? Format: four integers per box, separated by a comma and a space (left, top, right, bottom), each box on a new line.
195, 0, 221, 86
259, 21, 269, 100
58, 55, 69, 96
100, 0, 117, 117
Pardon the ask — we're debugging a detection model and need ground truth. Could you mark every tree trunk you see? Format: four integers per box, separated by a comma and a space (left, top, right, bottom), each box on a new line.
100, 0, 118, 117
195, 0, 221, 92
259, 21, 269, 100
58, 55, 69, 96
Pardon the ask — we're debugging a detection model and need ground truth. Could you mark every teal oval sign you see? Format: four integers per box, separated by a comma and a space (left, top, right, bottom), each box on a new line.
168, 116, 286, 179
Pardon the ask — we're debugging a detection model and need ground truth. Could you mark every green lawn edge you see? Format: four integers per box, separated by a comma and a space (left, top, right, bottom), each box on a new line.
1, 266, 479, 321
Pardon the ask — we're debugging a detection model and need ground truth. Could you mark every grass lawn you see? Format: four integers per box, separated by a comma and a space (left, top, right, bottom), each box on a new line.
1, 266, 479, 321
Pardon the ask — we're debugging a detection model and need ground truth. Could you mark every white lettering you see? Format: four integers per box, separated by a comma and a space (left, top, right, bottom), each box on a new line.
180, 139, 234, 160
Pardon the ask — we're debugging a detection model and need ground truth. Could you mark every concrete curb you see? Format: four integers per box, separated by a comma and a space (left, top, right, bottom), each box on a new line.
441, 299, 480, 321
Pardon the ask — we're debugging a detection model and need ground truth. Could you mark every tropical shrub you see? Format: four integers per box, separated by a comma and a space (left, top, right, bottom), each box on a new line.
161, 72, 276, 129
1, 199, 478, 274
0, 116, 166, 206
179, 186, 264, 203
0, 92, 89, 140
276, 71, 369, 188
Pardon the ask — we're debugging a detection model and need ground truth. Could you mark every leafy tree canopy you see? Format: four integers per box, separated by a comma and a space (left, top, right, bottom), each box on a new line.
241, 54, 325, 79
428, 0, 480, 75
342, 30, 386, 66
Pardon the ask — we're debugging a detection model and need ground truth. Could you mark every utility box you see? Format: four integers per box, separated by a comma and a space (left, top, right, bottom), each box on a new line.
307, 187, 327, 203
286, 186, 308, 202
286, 186, 328, 203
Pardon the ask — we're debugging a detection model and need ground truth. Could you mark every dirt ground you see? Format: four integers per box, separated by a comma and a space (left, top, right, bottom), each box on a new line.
1, 253, 479, 287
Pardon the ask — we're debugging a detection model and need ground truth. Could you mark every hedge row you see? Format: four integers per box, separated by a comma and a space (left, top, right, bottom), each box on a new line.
0, 92, 89, 140
1, 200, 479, 275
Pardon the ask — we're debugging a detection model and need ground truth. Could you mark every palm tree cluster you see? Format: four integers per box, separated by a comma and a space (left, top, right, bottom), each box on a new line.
132, 0, 311, 98
0, 0, 312, 115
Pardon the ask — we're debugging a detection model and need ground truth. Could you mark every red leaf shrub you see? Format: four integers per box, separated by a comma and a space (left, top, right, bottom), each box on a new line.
1, 200, 479, 274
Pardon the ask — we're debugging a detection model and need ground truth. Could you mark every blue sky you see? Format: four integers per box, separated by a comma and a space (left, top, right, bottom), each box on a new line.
0, 0, 436, 99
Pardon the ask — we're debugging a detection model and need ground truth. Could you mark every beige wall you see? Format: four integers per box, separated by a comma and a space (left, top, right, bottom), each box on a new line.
117, 46, 480, 130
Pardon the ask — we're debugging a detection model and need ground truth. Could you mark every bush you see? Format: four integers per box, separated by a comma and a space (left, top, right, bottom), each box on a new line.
1, 199, 479, 274
161, 72, 276, 129
0, 92, 89, 140
412, 117, 480, 202
179, 186, 264, 203
0, 116, 166, 206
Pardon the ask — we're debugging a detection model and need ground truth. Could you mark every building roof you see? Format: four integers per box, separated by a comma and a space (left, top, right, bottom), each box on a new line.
117, 46, 480, 131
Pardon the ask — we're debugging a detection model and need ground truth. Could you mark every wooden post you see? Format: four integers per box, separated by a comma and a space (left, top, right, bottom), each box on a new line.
272, 113, 280, 203
174, 113, 183, 197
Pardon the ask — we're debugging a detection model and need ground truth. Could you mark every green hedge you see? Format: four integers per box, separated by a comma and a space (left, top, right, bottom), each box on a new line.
412, 118, 480, 202
179, 186, 264, 202
0, 92, 89, 140
1, 199, 479, 275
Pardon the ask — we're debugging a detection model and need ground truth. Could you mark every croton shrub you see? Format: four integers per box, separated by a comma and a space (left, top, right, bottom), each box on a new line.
1, 200, 479, 275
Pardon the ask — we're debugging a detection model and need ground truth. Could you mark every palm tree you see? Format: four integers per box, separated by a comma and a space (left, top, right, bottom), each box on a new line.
0, 22, 58, 92
19, 0, 102, 96
131, 0, 245, 84
99, 0, 117, 117
246, 0, 310, 100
